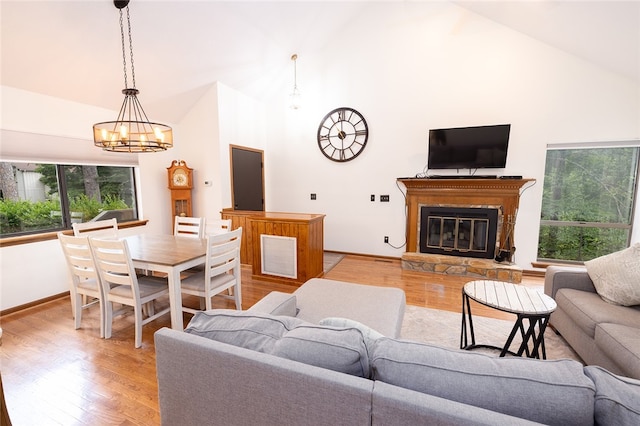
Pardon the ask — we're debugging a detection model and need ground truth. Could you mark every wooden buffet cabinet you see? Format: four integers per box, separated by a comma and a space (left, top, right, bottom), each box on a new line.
221, 209, 325, 285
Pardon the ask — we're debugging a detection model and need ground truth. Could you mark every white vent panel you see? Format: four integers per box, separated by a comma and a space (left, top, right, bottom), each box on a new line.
260, 234, 297, 279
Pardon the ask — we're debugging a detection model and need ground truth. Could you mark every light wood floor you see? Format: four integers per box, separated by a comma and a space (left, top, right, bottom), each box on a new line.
0, 254, 543, 425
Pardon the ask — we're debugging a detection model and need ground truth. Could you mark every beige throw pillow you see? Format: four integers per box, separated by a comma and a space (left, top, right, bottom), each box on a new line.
584, 243, 640, 306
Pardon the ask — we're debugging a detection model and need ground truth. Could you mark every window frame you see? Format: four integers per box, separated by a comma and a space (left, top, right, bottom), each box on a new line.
537, 140, 640, 263
0, 160, 143, 241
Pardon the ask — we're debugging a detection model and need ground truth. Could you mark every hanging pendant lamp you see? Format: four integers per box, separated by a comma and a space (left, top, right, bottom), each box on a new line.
289, 54, 302, 109
93, 0, 173, 152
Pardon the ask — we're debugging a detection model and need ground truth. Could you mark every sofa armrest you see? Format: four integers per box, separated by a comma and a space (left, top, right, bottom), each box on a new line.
247, 291, 297, 316
544, 265, 597, 299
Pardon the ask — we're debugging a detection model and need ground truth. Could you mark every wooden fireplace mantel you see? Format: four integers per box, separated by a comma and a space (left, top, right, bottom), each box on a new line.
398, 178, 534, 256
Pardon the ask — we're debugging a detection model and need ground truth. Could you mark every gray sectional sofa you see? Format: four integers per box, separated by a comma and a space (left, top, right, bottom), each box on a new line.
544, 265, 640, 380
155, 278, 640, 425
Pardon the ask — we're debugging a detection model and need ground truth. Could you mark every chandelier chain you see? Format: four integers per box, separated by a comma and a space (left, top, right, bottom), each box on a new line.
126, 6, 136, 89
119, 8, 128, 89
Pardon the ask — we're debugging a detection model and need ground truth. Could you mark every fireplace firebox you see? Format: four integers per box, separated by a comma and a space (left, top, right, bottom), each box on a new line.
419, 206, 499, 259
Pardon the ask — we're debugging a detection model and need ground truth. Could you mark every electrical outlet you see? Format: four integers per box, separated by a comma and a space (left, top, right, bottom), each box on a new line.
380, 195, 390, 202
384, 236, 389, 243
310, 193, 316, 200
370, 194, 375, 202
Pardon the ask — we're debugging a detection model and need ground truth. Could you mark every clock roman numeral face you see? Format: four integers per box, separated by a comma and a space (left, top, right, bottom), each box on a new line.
317, 107, 369, 162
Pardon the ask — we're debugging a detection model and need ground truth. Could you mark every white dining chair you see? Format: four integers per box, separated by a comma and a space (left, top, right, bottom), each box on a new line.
72, 218, 118, 238
174, 216, 205, 239
58, 232, 107, 337
180, 227, 243, 314
72, 218, 120, 302
89, 237, 171, 348
206, 219, 232, 235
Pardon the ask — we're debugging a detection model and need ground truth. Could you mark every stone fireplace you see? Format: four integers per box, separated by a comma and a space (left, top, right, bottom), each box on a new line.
398, 177, 533, 283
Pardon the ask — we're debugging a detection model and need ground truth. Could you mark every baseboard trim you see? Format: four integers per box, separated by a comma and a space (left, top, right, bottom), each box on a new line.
1, 292, 69, 317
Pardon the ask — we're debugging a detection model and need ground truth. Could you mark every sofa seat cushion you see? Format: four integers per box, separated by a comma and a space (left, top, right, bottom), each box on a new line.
595, 323, 640, 380
185, 310, 371, 377
555, 288, 640, 338
584, 366, 640, 425
370, 338, 596, 426
293, 278, 406, 338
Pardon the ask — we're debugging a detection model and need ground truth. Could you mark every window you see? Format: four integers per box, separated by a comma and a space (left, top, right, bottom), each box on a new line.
0, 162, 139, 237
538, 143, 639, 262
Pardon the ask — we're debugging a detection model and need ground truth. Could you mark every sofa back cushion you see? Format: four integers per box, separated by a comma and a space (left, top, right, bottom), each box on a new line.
370, 338, 596, 426
584, 365, 640, 425
584, 242, 640, 306
185, 310, 370, 377
185, 309, 305, 352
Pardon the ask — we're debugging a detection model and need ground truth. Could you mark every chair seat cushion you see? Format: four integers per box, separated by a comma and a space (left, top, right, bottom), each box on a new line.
109, 282, 167, 298
77, 278, 100, 292
180, 271, 235, 292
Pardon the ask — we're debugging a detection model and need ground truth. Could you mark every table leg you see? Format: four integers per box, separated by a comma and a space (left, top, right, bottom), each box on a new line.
515, 315, 551, 359
167, 269, 184, 330
500, 316, 523, 357
460, 291, 476, 349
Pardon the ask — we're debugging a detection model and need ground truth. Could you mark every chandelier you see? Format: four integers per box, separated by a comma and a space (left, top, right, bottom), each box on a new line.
289, 54, 301, 109
93, 0, 173, 152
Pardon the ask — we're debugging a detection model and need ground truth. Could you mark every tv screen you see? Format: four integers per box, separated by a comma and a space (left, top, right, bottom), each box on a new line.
427, 124, 511, 170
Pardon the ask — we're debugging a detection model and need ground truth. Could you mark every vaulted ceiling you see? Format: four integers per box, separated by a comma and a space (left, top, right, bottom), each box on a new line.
2, 1, 638, 124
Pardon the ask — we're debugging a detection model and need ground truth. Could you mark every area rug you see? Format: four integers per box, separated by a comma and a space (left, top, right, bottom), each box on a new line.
323, 251, 345, 273
401, 305, 582, 362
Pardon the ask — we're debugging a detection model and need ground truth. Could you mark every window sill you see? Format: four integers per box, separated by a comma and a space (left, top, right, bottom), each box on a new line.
0, 220, 149, 248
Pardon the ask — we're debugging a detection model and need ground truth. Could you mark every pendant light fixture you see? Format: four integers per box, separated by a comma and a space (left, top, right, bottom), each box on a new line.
93, 0, 173, 152
289, 54, 301, 109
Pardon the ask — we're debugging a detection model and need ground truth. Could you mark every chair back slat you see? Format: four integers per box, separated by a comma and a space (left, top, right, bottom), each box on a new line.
206, 219, 232, 235
90, 238, 138, 294
174, 216, 205, 239
204, 228, 242, 281
72, 218, 118, 238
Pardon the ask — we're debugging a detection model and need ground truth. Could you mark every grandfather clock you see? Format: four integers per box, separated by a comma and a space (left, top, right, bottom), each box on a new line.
167, 160, 193, 223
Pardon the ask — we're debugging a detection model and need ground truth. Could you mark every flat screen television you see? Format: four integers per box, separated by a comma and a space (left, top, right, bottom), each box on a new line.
427, 124, 511, 169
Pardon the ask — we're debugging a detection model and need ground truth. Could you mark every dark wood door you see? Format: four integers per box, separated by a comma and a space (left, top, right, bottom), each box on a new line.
230, 145, 264, 211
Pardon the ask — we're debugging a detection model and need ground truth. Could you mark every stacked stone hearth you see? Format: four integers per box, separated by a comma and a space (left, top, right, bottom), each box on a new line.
401, 252, 523, 283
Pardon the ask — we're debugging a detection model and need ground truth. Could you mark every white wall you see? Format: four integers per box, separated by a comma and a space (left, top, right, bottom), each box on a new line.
264, 3, 640, 268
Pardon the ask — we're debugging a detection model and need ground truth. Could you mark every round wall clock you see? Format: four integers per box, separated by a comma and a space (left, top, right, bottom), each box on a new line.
317, 107, 369, 162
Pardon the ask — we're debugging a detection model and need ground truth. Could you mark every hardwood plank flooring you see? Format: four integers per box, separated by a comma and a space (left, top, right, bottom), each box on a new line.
0, 254, 543, 425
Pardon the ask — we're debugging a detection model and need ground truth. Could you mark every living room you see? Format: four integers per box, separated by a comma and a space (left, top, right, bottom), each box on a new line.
1, 1, 639, 423
2, 1, 639, 313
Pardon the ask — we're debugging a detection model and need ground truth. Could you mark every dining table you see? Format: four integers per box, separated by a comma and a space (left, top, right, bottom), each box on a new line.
124, 234, 207, 330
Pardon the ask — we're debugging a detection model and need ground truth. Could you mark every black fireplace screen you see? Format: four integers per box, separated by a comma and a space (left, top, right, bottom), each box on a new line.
419, 206, 499, 259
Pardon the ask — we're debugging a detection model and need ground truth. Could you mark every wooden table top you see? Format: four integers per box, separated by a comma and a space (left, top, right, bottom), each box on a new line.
464, 280, 557, 315
124, 234, 207, 267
